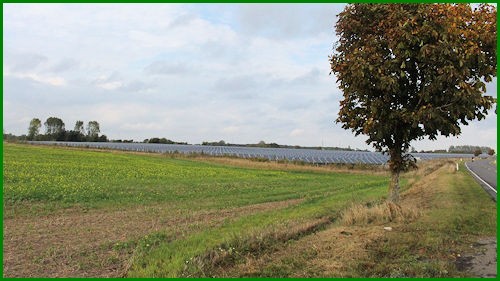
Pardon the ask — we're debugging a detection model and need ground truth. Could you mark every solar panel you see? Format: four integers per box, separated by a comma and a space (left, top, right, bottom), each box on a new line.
28, 141, 473, 165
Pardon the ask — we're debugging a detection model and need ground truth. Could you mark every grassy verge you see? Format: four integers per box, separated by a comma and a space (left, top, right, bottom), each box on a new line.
210, 160, 496, 277
356, 162, 496, 277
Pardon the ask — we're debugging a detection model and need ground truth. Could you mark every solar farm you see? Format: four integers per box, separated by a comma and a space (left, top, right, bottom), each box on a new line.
30, 141, 473, 165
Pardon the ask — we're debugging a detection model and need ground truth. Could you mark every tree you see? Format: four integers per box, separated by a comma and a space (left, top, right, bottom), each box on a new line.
86, 121, 100, 141
44, 117, 65, 140
65, 130, 83, 142
149, 137, 160, 143
27, 118, 42, 140
487, 148, 495, 156
98, 134, 108, 142
330, 4, 496, 202
474, 148, 482, 157
74, 120, 85, 135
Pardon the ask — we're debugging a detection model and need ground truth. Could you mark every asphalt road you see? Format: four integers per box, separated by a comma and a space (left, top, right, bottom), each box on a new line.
465, 158, 497, 201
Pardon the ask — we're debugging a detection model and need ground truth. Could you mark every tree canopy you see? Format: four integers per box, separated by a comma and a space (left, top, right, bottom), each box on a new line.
86, 121, 100, 141
330, 3, 497, 202
27, 118, 41, 141
44, 117, 65, 139
74, 120, 85, 135
25, 117, 107, 142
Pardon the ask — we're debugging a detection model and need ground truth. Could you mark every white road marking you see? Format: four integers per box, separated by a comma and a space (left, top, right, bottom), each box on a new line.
465, 162, 497, 194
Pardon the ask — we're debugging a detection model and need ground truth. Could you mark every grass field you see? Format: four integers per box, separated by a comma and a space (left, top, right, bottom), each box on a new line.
3, 143, 387, 277
3, 143, 496, 277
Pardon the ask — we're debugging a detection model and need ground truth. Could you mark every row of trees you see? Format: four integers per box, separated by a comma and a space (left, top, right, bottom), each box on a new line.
473, 148, 495, 157
27, 117, 108, 142
200, 140, 370, 151
448, 145, 494, 154
143, 138, 188, 145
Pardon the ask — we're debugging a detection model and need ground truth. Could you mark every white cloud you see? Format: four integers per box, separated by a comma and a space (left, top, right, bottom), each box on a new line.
290, 129, 305, 137
222, 126, 240, 133
144, 61, 189, 75
3, 3, 496, 151
4, 71, 66, 87
122, 122, 168, 132
97, 81, 123, 90
236, 4, 341, 39
92, 72, 124, 90
50, 58, 79, 73
5, 53, 48, 72
91, 102, 152, 124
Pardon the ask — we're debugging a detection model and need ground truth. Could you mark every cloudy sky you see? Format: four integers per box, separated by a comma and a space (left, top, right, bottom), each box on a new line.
3, 4, 497, 151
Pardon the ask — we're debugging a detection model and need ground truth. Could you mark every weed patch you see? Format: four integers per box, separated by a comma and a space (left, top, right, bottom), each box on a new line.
340, 201, 421, 226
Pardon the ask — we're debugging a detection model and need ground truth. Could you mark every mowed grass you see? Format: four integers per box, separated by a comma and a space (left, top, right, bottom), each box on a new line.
3, 143, 389, 277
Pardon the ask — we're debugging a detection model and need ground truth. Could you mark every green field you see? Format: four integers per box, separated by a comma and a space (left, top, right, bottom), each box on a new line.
3, 143, 387, 209
3, 143, 496, 278
3, 143, 389, 277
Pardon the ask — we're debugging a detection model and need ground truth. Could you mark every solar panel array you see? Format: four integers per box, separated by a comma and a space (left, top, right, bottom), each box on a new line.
29, 141, 474, 165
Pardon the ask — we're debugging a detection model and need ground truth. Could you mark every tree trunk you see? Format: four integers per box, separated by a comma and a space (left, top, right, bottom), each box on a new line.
388, 170, 400, 203
388, 147, 403, 203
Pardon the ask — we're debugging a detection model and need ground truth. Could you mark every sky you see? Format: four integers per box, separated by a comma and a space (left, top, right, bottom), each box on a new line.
3, 3, 497, 151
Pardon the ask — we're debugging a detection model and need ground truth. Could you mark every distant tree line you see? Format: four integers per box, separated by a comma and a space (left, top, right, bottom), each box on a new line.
25, 117, 108, 142
142, 138, 188, 145
416, 149, 448, 153
448, 145, 494, 155
410, 145, 495, 155
3, 131, 24, 142
474, 147, 495, 157
111, 139, 135, 143
201, 140, 369, 151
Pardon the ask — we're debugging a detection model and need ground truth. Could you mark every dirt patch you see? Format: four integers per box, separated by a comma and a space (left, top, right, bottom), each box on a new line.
3, 198, 302, 277
456, 237, 497, 278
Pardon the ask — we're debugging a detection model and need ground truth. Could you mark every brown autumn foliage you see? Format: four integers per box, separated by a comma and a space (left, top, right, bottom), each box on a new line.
330, 4, 497, 202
